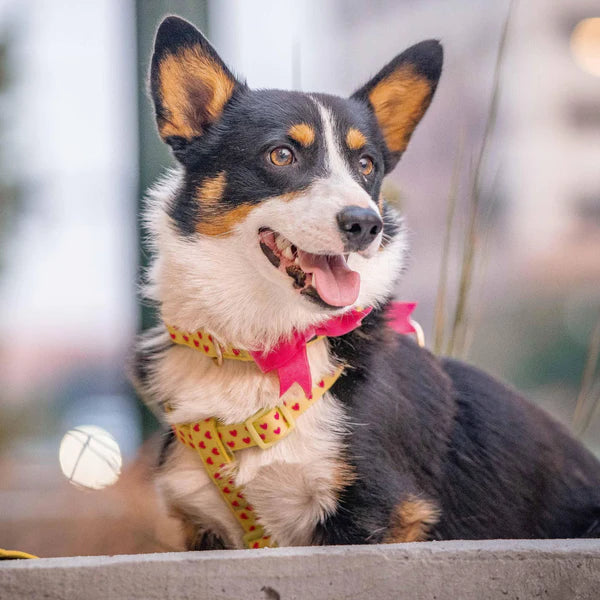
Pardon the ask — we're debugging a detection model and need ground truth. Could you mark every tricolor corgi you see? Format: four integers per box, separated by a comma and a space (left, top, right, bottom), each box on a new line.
132, 16, 600, 549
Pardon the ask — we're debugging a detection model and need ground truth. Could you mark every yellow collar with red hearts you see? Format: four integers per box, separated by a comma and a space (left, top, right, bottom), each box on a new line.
165, 324, 324, 366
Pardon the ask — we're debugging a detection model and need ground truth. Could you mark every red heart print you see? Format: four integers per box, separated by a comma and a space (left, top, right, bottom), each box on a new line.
249, 525, 256, 531
206, 457, 213, 465
259, 423, 268, 430
198, 332, 202, 339
193, 340, 199, 347
260, 434, 266, 440
170, 333, 176, 340
253, 542, 259, 549
189, 442, 195, 448
199, 441, 206, 449
227, 441, 235, 448
205, 431, 212, 439
223, 486, 231, 494
292, 403, 300, 411
188, 433, 193, 440
232, 500, 239, 507
193, 424, 200, 432
240, 512, 248, 520
203, 345, 209, 353
318, 380, 325, 387
208, 335, 213, 342
212, 448, 219, 456
247, 504, 254, 511
232, 348, 240, 356
273, 427, 281, 435
274, 412, 280, 420
183, 335, 189, 342
237, 492, 244, 499
229, 430, 237, 437
214, 473, 221, 479
243, 437, 251, 444
218, 432, 222, 439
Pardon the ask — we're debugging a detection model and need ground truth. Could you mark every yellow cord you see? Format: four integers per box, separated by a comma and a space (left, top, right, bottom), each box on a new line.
0, 548, 38, 559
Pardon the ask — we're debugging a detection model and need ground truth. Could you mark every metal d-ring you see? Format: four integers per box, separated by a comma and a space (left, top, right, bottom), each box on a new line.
410, 319, 425, 348
213, 340, 224, 366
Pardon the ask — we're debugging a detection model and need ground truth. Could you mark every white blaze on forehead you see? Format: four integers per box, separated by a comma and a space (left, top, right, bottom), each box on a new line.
316, 101, 355, 183
312, 99, 379, 213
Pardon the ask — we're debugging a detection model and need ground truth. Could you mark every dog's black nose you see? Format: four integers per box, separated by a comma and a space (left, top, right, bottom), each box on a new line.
336, 206, 383, 252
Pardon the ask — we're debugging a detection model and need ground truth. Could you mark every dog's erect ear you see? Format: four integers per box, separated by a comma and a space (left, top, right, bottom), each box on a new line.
150, 16, 243, 154
352, 40, 443, 172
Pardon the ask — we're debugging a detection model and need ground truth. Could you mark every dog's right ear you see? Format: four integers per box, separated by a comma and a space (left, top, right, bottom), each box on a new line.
351, 40, 443, 173
150, 16, 243, 156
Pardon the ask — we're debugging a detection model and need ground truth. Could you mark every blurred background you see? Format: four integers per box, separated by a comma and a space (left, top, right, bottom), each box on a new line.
0, 0, 598, 557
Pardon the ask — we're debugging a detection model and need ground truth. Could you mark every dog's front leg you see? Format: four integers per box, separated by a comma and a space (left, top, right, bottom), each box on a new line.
244, 460, 351, 547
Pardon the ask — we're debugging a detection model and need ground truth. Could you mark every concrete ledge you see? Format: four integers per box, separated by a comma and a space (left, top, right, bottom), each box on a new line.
1, 539, 600, 600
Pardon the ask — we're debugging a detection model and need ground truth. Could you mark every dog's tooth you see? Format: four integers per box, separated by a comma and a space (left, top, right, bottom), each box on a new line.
275, 236, 289, 252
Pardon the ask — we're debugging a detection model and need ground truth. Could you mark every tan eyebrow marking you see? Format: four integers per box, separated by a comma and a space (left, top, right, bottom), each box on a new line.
288, 123, 315, 147
346, 127, 367, 150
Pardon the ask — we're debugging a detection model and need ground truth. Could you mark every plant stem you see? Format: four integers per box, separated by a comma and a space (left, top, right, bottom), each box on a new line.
446, 2, 512, 357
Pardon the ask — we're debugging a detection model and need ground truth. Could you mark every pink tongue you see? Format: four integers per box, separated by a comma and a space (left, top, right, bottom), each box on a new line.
297, 251, 360, 307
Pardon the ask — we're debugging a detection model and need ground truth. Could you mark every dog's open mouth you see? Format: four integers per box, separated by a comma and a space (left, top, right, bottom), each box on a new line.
259, 228, 360, 308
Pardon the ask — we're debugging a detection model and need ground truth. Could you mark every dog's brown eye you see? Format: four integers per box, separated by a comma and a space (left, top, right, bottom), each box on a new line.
270, 146, 294, 166
359, 156, 374, 176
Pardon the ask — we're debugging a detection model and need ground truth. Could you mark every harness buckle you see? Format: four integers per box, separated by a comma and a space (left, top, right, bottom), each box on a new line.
212, 341, 224, 366
244, 403, 296, 450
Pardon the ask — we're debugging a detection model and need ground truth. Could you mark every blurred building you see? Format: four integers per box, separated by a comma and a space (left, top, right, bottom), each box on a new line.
503, 1, 600, 267
0, 1, 138, 404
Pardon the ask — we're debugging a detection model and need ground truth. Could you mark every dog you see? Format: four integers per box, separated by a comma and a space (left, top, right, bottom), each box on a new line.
132, 15, 600, 550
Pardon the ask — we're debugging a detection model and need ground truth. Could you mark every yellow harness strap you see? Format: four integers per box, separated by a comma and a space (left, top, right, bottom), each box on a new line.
171, 368, 342, 549
168, 324, 343, 548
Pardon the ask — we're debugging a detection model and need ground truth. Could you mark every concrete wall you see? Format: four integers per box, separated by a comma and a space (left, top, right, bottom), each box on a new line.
1, 539, 600, 600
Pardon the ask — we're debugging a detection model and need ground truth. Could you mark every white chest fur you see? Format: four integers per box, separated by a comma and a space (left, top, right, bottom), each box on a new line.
154, 335, 349, 547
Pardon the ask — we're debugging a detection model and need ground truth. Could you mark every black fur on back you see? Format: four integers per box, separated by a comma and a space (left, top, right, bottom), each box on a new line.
316, 303, 600, 543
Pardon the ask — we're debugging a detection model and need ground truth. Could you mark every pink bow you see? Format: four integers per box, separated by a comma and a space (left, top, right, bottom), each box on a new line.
385, 301, 417, 335
250, 302, 416, 398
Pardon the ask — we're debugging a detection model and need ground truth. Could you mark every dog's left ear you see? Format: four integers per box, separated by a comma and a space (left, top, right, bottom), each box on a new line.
150, 16, 244, 159
352, 40, 443, 172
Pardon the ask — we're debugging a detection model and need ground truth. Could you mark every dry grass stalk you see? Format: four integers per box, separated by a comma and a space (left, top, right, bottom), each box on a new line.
445, 3, 512, 357
433, 133, 463, 354
573, 308, 600, 436
462, 168, 501, 357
